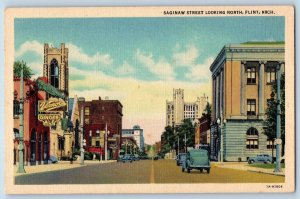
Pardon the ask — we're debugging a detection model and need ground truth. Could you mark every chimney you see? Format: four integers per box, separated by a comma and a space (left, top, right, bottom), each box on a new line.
99, 96, 101, 100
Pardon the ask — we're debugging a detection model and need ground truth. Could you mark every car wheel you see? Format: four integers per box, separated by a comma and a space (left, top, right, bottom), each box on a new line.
200, 169, 203, 173
207, 169, 210, 174
123, 161, 125, 163
265, 160, 271, 164
182, 168, 184, 172
130, 161, 132, 163
249, 160, 254, 164
187, 169, 191, 173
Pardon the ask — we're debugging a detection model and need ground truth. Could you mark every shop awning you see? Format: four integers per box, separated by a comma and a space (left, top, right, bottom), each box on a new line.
37, 79, 65, 99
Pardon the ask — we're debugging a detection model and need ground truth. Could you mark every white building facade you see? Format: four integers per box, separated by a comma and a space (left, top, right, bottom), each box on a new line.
166, 89, 208, 126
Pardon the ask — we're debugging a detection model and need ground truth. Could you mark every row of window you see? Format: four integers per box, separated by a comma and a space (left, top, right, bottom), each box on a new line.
245, 128, 275, 149
246, 66, 277, 85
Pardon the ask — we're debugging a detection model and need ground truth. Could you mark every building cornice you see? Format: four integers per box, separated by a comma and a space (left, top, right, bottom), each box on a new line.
210, 44, 285, 75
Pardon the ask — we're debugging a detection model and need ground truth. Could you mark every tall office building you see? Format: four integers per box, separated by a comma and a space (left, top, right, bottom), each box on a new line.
166, 89, 207, 126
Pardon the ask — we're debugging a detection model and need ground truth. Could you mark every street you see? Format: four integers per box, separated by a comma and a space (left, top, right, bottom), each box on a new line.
15, 159, 284, 184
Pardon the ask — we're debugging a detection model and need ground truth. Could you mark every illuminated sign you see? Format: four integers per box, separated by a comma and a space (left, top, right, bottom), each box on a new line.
38, 113, 61, 126
38, 98, 67, 112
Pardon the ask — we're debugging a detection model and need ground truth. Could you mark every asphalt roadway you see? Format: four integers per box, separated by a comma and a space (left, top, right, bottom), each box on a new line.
15, 159, 284, 184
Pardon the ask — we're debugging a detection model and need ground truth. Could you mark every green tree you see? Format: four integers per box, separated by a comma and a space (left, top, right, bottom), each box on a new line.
263, 73, 285, 157
204, 102, 212, 117
13, 61, 33, 79
176, 119, 195, 151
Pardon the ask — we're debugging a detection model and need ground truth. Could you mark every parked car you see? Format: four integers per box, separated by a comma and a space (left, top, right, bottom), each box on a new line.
122, 154, 133, 163
133, 154, 140, 161
248, 154, 272, 164
176, 153, 186, 166
48, 155, 58, 164
117, 155, 124, 162
182, 149, 210, 174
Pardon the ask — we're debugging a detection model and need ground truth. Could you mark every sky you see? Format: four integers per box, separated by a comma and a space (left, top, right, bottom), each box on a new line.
14, 16, 284, 144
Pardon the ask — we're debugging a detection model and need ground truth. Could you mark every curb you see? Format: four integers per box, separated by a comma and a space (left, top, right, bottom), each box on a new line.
247, 169, 285, 176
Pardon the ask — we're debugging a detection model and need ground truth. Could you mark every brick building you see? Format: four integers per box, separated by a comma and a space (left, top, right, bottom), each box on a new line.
78, 97, 123, 160
13, 77, 50, 165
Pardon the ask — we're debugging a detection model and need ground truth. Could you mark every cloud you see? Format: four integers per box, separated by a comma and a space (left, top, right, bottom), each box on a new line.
66, 43, 113, 66
15, 40, 45, 58
135, 49, 175, 81
172, 44, 199, 67
116, 61, 135, 76
69, 67, 211, 144
185, 57, 214, 82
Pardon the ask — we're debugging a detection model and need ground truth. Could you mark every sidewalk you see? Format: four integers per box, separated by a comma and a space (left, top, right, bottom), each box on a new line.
212, 162, 285, 176
14, 160, 116, 176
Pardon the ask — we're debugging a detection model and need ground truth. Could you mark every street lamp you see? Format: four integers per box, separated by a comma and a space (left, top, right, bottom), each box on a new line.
105, 123, 110, 161
80, 108, 84, 165
17, 63, 25, 173
217, 116, 225, 163
274, 64, 282, 173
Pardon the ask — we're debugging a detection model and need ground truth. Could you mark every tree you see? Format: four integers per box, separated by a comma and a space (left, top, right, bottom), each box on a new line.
204, 102, 212, 117
263, 73, 285, 158
13, 61, 33, 79
176, 119, 195, 151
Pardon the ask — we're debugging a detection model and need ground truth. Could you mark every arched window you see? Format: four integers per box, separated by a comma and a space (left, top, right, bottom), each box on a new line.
246, 127, 259, 149
50, 59, 59, 88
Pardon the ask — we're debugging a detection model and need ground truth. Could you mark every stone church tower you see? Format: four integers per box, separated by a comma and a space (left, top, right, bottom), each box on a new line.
43, 43, 69, 97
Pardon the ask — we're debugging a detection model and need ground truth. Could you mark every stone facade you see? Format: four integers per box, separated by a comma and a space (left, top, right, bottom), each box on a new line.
210, 42, 284, 161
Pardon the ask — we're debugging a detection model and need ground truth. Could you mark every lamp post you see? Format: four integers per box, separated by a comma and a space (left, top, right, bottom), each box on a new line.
17, 63, 25, 173
80, 108, 84, 165
217, 115, 225, 163
105, 123, 110, 161
274, 64, 282, 172
183, 133, 188, 153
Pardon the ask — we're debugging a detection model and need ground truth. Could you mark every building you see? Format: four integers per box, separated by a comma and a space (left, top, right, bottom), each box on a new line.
210, 42, 284, 161
43, 43, 73, 159
122, 125, 145, 152
155, 141, 161, 154
43, 43, 69, 97
13, 77, 50, 165
78, 96, 123, 160
199, 114, 211, 145
166, 89, 208, 126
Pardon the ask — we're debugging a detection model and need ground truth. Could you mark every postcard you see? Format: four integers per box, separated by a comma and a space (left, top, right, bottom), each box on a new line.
4, 6, 295, 194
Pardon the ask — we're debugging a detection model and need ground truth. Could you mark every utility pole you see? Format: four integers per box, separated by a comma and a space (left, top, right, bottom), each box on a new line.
80, 108, 84, 165
17, 62, 25, 173
105, 123, 108, 161
177, 137, 179, 154
274, 64, 282, 172
183, 133, 188, 153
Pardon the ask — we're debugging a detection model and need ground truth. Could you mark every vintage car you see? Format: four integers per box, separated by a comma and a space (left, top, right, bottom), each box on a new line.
176, 153, 186, 166
248, 154, 272, 164
182, 149, 210, 174
122, 154, 133, 163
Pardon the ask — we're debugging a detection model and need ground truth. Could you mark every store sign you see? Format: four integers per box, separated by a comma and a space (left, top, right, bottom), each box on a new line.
38, 98, 67, 112
38, 98, 68, 126
38, 113, 61, 126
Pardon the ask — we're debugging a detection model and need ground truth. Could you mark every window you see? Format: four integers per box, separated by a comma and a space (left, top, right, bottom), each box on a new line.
246, 128, 259, 149
58, 137, 65, 150
84, 107, 90, 116
50, 59, 59, 88
84, 118, 89, 124
247, 99, 256, 116
267, 139, 275, 149
247, 67, 256, 84
96, 141, 100, 147
266, 67, 277, 84
13, 100, 20, 118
